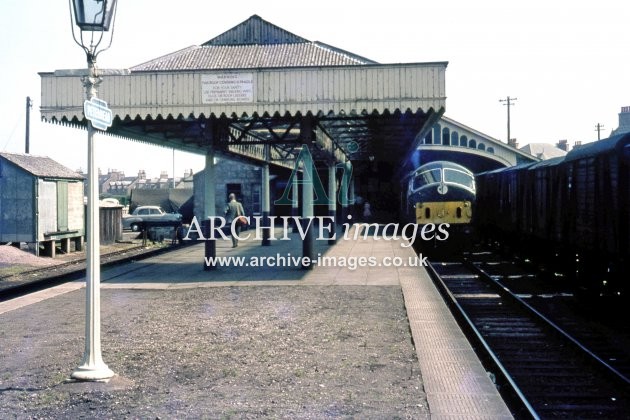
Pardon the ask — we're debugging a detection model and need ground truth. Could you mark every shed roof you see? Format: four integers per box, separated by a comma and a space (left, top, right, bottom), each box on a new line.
0, 152, 84, 180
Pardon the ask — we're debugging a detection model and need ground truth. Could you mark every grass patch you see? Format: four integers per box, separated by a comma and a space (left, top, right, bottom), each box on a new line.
0, 265, 35, 278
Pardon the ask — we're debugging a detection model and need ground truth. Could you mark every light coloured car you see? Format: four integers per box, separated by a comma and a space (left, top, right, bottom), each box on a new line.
122, 205, 182, 232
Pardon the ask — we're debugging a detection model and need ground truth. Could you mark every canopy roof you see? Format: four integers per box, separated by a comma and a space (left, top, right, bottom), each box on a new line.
40, 15, 446, 170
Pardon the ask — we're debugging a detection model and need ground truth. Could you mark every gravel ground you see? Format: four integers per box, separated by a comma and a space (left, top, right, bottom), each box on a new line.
0, 245, 62, 268
0, 233, 148, 271
0, 285, 428, 418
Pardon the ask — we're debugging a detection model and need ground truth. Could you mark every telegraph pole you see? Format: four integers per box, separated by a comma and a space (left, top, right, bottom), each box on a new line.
25, 96, 32, 154
595, 123, 605, 141
499, 96, 517, 144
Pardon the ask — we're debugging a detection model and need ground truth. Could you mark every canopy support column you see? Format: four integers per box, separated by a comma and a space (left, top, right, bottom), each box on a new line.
292, 170, 299, 233
339, 160, 352, 228
349, 172, 355, 215
328, 162, 337, 245
261, 158, 271, 246
203, 148, 216, 270
301, 116, 315, 269
302, 154, 314, 269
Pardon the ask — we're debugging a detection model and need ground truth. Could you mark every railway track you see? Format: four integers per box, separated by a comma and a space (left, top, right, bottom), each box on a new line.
427, 253, 630, 418
0, 242, 190, 301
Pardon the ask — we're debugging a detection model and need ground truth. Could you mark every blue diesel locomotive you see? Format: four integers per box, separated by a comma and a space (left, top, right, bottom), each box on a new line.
404, 161, 476, 244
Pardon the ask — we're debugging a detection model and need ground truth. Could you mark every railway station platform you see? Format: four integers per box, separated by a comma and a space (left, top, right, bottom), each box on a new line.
0, 227, 512, 418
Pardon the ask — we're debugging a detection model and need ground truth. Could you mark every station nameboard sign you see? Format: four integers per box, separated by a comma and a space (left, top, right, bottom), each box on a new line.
201, 73, 254, 104
83, 97, 113, 131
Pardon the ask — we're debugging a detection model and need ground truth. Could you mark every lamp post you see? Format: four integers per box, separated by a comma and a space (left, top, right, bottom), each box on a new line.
69, 0, 118, 381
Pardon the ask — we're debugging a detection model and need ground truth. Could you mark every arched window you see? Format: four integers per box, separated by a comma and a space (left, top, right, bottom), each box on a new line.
460, 135, 468, 147
451, 131, 458, 146
442, 127, 450, 146
433, 125, 441, 145
478, 143, 486, 151
469, 139, 477, 148
487, 147, 494, 153
424, 130, 433, 144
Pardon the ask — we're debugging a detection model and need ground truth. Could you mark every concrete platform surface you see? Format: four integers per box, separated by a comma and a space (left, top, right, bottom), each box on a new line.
0, 229, 513, 418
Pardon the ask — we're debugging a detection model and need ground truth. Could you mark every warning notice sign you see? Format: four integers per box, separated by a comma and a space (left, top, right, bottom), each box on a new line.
201, 73, 254, 104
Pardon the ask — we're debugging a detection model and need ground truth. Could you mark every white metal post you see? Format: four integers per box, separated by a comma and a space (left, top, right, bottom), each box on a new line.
71, 59, 114, 381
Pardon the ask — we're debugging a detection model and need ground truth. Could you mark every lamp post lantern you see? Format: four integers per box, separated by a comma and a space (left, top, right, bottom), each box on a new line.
69, 0, 117, 381
72, 0, 117, 31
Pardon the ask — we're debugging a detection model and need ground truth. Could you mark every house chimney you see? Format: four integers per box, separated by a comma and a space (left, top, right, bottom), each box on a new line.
160, 170, 168, 179
508, 138, 519, 149
617, 106, 630, 134
574, 141, 582, 149
557, 139, 569, 151
138, 170, 146, 180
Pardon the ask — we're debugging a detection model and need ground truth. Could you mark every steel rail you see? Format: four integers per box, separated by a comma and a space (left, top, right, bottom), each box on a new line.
470, 261, 630, 388
425, 261, 540, 419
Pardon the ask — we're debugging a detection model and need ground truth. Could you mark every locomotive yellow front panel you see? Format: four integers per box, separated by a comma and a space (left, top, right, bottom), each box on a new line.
415, 201, 472, 224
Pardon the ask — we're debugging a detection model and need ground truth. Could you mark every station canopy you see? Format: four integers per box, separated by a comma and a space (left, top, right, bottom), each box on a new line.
40, 15, 447, 170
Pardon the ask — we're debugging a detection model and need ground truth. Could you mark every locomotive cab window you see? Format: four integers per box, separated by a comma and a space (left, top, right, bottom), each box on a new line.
412, 169, 441, 190
444, 168, 475, 191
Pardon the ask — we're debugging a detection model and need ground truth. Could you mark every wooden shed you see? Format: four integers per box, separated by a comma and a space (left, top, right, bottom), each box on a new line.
0, 152, 85, 257
99, 203, 123, 245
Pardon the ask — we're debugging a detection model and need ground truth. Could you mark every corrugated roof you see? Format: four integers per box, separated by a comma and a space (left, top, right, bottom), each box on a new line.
203, 15, 309, 46
131, 42, 373, 72
0, 152, 84, 180
131, 14, 376, 72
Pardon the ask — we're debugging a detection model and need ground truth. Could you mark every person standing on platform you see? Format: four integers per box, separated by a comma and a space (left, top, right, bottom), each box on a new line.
362, 201, 372, 222
225, 193, 246, 248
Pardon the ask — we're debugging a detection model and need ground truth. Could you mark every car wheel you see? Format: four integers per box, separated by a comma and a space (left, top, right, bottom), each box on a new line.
131, 223, 140, 232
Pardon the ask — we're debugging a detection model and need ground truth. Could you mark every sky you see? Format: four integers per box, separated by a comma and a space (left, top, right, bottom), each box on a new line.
1, 0, 629, 178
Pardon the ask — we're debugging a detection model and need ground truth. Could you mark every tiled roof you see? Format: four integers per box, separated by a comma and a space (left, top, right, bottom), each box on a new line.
131, 42, 374, 72
0, 152, 84, 180
519, 143, 567, 160
131, 15, 376, 72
